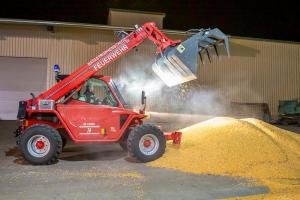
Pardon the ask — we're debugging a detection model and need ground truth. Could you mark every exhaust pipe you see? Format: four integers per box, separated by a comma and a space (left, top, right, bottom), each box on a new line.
152, 28, 230, 87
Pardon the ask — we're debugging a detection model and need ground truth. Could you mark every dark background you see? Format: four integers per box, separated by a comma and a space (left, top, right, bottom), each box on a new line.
0, 0, 299, 41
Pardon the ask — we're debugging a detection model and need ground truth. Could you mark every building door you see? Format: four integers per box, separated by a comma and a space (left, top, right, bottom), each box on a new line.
0, 57, 47, 120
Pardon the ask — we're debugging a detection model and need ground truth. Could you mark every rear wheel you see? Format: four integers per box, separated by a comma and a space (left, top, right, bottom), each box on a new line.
19, 124, 62, 165
119, 142, 128, 151
127, 124, 166, 162
119, 131, 129, 151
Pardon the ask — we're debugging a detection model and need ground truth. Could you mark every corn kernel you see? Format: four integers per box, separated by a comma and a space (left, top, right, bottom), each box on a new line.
149, 117, 300, 199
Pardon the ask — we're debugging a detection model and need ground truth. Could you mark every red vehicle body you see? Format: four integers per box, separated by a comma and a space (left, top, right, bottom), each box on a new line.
15, 22, 228, 165
21, 75, 181, 144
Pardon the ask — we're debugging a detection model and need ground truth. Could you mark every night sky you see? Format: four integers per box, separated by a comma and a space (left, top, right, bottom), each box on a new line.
0, 0, 299, 41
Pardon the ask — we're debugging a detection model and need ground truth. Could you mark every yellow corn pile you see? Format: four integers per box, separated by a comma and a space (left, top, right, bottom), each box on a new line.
149, 117, 300, 199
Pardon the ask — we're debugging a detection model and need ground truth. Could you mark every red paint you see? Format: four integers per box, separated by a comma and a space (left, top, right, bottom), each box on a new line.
143, 140, 151, 148
164, 131, 182, 144
19, 22, 182, 146
36, 140, 45, 149
32, 22, 180, 103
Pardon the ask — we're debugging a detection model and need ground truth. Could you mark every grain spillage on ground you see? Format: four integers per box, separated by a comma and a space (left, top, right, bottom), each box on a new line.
149, 117, 300, 199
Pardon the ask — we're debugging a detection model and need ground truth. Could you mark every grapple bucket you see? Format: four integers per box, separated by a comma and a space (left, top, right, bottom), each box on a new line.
152, 28, 230, 87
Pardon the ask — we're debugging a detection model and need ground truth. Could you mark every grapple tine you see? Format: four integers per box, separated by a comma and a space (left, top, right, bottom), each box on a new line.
213, 44, 219, 57
205, 49, 212, 63
153, 27, 230, 87
205, 28, 230, 57
198, 50, 204, 64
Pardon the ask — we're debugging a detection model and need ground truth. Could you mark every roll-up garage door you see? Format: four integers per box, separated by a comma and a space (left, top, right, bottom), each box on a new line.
0, 57, 47, 120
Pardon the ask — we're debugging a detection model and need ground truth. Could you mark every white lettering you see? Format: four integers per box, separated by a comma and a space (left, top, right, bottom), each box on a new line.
93, 44, 129, 71
88, 39, 130, 66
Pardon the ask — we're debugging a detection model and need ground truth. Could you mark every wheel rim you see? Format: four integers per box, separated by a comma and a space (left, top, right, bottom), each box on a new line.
27, 135, 51, 157
138, 134, 159, 156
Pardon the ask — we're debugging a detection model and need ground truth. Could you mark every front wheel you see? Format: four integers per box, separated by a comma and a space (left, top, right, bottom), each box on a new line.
19, 124, 62, 165
127, 124, 166, 162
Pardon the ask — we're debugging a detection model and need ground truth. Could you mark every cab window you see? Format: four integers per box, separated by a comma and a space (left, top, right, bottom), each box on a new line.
74, 78, 118, 107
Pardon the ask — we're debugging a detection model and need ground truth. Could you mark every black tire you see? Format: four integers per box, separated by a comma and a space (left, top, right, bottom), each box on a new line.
57, 128, 69, 149
127, 124, 166, 162
119, 142, 128, 151
61, 134, 68, 149
119, 130, 130, 151
19, 124, 62, 165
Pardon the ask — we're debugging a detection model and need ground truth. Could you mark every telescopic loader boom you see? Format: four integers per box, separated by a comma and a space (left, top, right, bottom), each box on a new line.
34, 22, 229, 105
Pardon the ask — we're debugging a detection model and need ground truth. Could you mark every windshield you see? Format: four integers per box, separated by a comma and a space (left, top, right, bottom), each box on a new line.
73, 78, 118, 107
110, 80, 129, 108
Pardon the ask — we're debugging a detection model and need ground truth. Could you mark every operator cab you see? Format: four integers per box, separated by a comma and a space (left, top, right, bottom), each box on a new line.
61, 75, 129, 109
53, 65, 130, 110
73, 77, 118, 107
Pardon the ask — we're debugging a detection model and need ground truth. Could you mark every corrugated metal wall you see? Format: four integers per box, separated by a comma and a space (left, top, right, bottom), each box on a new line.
0, 24, 299, 116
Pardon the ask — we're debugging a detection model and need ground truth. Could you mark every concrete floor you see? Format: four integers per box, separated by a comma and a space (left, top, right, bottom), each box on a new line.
0, 120, 273, 200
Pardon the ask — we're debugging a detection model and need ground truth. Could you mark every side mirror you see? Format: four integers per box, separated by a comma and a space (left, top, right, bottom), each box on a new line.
141, 90, 146, 105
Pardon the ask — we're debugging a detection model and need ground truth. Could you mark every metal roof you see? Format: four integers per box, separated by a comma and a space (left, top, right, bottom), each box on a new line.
109, 8, 166, 17
0, 18, 186, 35
1, 18, 299, 44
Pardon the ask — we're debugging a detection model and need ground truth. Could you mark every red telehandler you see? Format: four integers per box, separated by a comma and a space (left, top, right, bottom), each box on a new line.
15, 22, 229, 165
